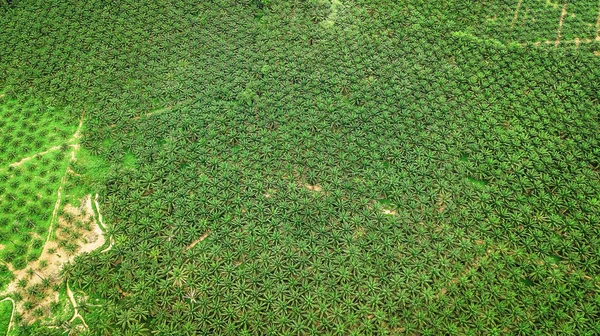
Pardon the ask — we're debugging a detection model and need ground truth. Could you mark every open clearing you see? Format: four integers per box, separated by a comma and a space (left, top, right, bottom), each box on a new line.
1, 195, 106, 326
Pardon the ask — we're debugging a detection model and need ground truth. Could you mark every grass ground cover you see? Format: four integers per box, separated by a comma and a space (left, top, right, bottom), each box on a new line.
0, 95, 76, 167
0, 299, 12, 336
0, 0, 599, 335
0, 151, 69, 268
0, 95, 79, 291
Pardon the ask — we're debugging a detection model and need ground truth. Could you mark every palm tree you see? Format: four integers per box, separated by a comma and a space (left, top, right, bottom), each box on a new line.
116, 308, 137, 330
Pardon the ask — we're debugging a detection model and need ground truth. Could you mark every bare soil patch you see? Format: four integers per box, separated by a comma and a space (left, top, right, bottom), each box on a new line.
186, 232, 210, 250
555, 2, 568, 46
66, 282, 88, 329
304, 184, 323, 192
1, 195, 105, 324
8, 146, 62, 168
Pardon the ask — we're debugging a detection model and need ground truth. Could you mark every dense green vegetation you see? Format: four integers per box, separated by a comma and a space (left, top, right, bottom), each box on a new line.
0, 299, 12, 336
0, 265, 12, 293
1, 0, 599, 335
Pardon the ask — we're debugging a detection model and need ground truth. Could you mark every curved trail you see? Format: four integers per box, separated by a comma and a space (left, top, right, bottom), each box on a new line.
8, 146, 61, 168
46, 115, 85, 245
60, 194, 111, 331
66, 282, 88, 329
94, 194, 114, 253
0, 297, 15, 336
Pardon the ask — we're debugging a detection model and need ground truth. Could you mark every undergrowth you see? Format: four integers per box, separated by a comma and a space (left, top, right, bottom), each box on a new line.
0, 299, 11, 336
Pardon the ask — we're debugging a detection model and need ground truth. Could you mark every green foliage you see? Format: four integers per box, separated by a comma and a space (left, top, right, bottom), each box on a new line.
0, 96, 76, 166
0, 0, 599, 335
0, 265, 13, 293
0, 150, 71, 266
0, 299, 11, 336
0, 92, 79, 270
431, 0, 600, 52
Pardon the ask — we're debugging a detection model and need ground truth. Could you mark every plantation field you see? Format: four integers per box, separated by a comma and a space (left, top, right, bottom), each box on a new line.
1, 0, 599, 335
448, 0, 600, 47
0, 96, 79, 287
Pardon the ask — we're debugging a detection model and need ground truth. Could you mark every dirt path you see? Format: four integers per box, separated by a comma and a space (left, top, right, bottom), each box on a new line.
5, 112, 84, 170
46, 115, 84, 245
555, 2, 568, 46
79, 197, 106, 254
8, 146, 62, 168
72, 117, 84, 140
524, 37, 595, 48
46, 165, 70, 244
0, 297, 15, 336
546, 0, 562, 9
186, 232, 209, 250
322, 0, 342, 28
66, 282, 88, 330
510, 0, 523, 29
107, 99, 194, 129
94, 194, 114, 253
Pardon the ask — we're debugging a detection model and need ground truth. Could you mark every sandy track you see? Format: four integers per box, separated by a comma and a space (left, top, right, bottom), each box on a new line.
66, 282, 88, 330
555, 2, 568, 46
